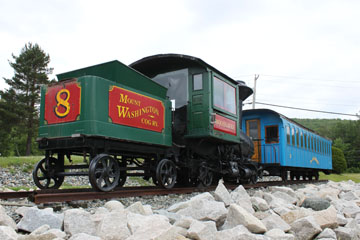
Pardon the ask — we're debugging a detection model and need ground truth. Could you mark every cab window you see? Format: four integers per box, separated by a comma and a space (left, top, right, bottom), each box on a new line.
213, 77, 236, 115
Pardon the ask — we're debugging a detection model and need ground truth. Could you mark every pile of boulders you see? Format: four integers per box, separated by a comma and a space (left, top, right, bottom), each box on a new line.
1, 180, 360, 240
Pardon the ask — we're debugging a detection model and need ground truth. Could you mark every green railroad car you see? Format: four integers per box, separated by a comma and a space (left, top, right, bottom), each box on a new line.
34, 54, 257, 192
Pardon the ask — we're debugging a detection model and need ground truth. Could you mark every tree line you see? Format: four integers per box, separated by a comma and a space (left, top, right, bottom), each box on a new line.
0, 43, 53, 156
295, 118, 360, 172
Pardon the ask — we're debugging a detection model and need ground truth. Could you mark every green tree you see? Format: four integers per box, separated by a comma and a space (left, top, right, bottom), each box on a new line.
0, 43, 53, 156
332, 146, 347, 174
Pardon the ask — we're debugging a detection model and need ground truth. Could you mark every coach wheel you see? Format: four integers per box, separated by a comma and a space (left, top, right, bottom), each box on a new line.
281, 170, 288, 182
302, 172, 308, 181
89, 154, 120, 192
198, 165, 213, 187
156, 159, 177, 189
314, 171, 319, 180
290, 171, 298, 180
33, 157, 64, 189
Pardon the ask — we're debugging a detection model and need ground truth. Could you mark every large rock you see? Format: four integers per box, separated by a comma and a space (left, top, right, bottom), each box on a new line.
69, 233, 101, 240
168, 192, 214, 213
290, 216, 322, 240
273, 206, 291, 216
336, 213, 348, 226
0, 207, 17, 229
230, 185, 254, 214
316, 228, 337, 239
97, 211, 131, 240
342, 203, 360, 218
0, 226, 17, 240
104, 200, 124, 212
272, 191, 297, 205
230, 185, 255, 214
215, 225, 257, 240
17, 207, 63, 233
339, 191, 359, 201
261, 213, 291, 232
150, 226, 188, 240
126, 201, 153, 215
251, 197, 269, 212
281, 208, 312, 224
264, 228, 295, 240
312, 205, 338, 229
334, 226, 356, 240
269, 186, 297, 199
176, 198, 227, 225
187, 220, 217, 240
155, 209, 182, 224
301, 197, 331, 211
214, 179, 233, 206
19, 227, 67, 240
174, 216, 196, 229
222, 204, 267, 234
318, 187, 340, 200
64, 209, 96, 236
262, 192, 289, 209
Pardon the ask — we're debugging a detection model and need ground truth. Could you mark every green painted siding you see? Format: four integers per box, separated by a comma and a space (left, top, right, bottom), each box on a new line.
39, 76, 172, 147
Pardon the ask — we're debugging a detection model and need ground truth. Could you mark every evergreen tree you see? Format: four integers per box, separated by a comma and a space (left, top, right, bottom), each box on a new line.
0, 43, 53, 156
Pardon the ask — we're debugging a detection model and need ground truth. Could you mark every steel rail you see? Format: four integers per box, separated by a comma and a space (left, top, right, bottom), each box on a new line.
0, 180, 327, 204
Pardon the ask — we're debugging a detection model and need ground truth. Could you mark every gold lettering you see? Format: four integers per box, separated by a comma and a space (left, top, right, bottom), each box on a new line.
117, 105, 130, 118
119, 93, 141, 106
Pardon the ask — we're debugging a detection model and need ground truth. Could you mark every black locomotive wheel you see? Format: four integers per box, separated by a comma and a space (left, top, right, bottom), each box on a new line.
156, 159, 177, 189
198, 165, 213, 187
89, 154, 120, 192
250, 174, 258, 184
33, 157, 64, 189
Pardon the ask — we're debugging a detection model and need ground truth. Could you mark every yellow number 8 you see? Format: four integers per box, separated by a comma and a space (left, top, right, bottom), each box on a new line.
55, 89, 70, 118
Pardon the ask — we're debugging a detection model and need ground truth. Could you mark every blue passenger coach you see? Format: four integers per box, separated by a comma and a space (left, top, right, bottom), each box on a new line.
242, 109, 332, 180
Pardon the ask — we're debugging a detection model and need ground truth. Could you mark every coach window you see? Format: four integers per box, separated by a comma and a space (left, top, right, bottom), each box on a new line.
296, 128, 299, 147
291, 127, 295, 146
193, 74, 203, 91
300, 131, 304, 148
311, 136, 314, 151
304, 133, 308, 149
316, 138, 319, 153
213, 77, 236, 115
265, 125, 279, 143
286, 125, 290, 144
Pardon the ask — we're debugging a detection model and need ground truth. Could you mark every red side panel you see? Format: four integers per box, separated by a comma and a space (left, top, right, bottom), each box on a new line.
108, 86, 165, 133
214, 114, 237, 136
44, 80, 81, 125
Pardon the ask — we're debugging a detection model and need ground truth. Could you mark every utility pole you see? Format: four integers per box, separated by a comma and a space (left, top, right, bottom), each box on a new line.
252, 74, 260, 109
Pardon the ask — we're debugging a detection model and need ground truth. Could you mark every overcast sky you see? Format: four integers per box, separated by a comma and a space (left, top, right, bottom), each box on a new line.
0, 0, 359, 119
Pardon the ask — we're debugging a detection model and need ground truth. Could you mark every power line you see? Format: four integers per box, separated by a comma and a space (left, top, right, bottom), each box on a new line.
260, 74, 360, 84
246, 101, 360, 118
256, 97, 357, 107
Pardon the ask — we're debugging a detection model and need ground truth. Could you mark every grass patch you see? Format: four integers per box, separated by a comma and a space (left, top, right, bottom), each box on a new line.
0, 155, 85, 169
319, 172, 360, 183
8, 186, 32, 191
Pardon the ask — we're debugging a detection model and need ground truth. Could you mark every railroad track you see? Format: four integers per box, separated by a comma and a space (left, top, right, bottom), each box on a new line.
0, 180, 326, 204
